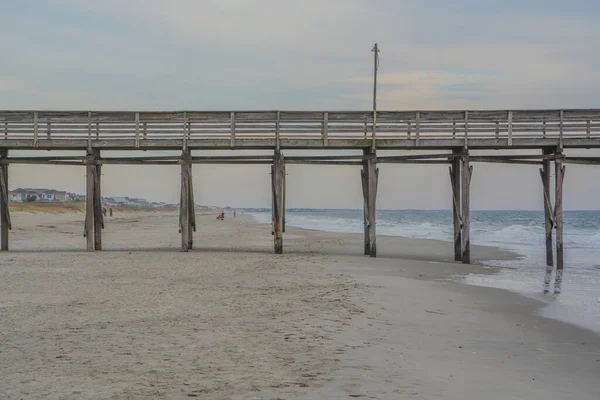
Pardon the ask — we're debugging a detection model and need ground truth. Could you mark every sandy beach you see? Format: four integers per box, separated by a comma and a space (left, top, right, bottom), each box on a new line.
0, 211, 599, 399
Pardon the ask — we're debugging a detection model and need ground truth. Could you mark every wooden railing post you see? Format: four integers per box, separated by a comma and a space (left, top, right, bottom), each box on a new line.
415, 111, 421, 146
507, 111, 513, 146
275, 111, 281, 152
464, 111, 469, 148
33, 112, 39, 147
559, 110, 564, 149
230, 112, 235, 147
371, 111, 377, 151
323, 112, 328, 146
135, 112, 140, 148
87, 112, 92, 150
182, 112, 188, 151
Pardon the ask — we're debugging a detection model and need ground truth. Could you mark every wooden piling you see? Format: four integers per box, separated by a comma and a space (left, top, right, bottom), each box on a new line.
180, 152, 191, 252
450, 149, 462, 261
0, 149, 9, 251
361, 148, 378, 257
272, 151, 284, 254
282, 164, 286, 233
188, 157, 195, 250
93, 149, 102, 250
540, 147, 554, 293
85, 150, 95, 251
361, 166, 369, 255
461, 152, 472, 264
554, 153, 565, 294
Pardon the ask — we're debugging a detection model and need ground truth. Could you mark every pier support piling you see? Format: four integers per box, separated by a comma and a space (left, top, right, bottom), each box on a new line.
450, 149, 462, 261
554, 152, 566, 294
361, 148, 378, 257
188, 155, 196, 250
180, 149, 193, 252
461, 151, 473, 264
85, 149, 102, 251
282, 164, 286, 233
272, 151, 284, 254
540, 147, 555, 293
0, 149, 10, 251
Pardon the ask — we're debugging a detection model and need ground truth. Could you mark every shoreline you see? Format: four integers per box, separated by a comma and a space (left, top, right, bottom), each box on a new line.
1, 211, 598, 398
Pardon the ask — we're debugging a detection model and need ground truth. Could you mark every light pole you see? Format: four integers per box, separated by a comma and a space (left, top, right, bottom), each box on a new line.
371, 43, 380, 112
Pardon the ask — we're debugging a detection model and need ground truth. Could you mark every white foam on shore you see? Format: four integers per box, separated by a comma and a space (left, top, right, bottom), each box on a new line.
250, 210, 600, 334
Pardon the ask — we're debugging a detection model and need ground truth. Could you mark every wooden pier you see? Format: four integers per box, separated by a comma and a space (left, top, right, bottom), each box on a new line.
2, 108, 600, 293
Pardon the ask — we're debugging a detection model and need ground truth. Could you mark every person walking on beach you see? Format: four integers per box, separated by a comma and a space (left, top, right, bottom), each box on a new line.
109, 208, 113, 217
103, 207, 107, 217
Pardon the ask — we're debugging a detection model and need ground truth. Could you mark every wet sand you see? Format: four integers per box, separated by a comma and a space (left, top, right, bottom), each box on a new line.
0, 211, 598, 399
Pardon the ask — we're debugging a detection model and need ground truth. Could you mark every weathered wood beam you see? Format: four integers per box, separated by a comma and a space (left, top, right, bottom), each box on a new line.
282, 164, 287, 233
563, 158, 600, 165
554, 154, 566, 294
0, 149, 10, 251
272, 151, 284, 254
85, 150, 95, 251
362, 148, 378, 257
0, 159, 86, 165
180, 150, 191, 252
94, 149, 102, 250
188, 152, 195, 250
2, 155, 87, 161
376, 153, 457, 161
285, 155, 366, 161
377, 159, 451, 164
469, 157, 542, 165
286, 160, 362, 166
540, 147, 554, 293
461, 152, 473, 264
450, 149, 462, 261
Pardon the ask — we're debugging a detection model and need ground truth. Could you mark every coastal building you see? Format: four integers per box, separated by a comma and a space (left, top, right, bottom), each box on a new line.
8, 188, 67, 202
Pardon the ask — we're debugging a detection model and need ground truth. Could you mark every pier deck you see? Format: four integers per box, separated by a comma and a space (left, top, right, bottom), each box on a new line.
1, 108, 600, 294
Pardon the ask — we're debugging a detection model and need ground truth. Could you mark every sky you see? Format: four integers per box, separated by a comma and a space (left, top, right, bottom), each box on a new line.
1, 0, 600, 209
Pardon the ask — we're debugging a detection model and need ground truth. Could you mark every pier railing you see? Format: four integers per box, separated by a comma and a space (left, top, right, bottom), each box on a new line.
1, 109, 600, 146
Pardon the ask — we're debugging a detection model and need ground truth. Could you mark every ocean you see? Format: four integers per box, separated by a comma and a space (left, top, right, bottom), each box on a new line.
250, 209, 600, 334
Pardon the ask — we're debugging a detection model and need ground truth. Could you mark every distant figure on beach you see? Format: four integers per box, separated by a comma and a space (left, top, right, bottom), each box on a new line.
109, 208, 113, 217
103, 207, 107, 217
234, 210, 236, 218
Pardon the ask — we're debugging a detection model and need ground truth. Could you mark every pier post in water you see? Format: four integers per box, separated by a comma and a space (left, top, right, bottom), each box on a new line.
540, 147, 554, 293
0, 149, 10, 251
271, 151, 284, 254
361, 148, 378, 257
449, 148, 462, 261
554, 152, 566, 294
461, 151, 473, 264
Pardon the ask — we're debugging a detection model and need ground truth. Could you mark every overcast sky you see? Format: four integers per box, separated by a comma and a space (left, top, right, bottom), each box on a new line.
1, 0, 600, 209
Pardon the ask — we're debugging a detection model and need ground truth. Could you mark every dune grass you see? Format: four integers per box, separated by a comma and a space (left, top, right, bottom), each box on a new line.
9, 201, 86, 213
